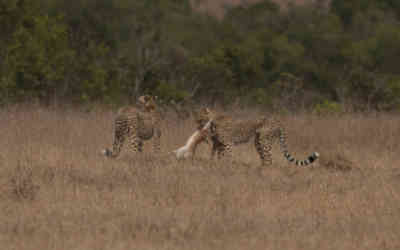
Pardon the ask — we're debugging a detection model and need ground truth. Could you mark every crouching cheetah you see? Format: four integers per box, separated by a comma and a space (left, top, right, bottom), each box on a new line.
195, 108, 319, 166
102, 95, 162, 158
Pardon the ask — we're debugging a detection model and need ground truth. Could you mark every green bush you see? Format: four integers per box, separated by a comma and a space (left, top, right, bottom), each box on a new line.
247, 88, 272, 106
314, 100, 343, 116
154, 81, 189, 103
1, 0, 400, 111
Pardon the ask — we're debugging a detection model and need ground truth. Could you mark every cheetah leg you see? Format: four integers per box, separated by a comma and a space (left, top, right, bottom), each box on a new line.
255, 132, 272, 166
216, 145, 225, 159
103, 121, 126, 158
216, 143, 233, 163
210, 142, 218, 160
209, 137, 225, 160
127, 135, 143, 154
113, 130, 125, 157
127, 123, 143, 154
152, 128, 161, 154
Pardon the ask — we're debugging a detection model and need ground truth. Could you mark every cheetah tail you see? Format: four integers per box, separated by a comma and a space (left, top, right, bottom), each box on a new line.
279, 128, 319, 166
101, 148, 112, 157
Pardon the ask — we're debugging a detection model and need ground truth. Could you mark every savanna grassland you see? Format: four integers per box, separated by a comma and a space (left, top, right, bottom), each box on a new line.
1, 106, 400, 250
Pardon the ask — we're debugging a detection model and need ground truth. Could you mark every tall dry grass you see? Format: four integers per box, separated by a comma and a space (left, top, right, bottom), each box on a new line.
0, 105, 399, 250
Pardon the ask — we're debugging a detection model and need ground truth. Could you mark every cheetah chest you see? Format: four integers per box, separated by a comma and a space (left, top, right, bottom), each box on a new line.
137, 115, 157, 140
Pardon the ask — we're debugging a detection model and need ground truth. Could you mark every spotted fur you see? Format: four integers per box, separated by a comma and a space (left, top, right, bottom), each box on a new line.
102, 95, 161, 158
195, 108, 319, 166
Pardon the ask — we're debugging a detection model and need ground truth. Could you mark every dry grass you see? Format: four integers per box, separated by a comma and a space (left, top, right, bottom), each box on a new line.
1, 105, 400, 250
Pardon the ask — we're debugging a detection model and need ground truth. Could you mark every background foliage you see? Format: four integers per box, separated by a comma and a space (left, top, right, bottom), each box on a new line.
1, 0, 400, 111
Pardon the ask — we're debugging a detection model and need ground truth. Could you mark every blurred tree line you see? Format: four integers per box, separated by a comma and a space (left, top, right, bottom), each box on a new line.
1, 0, 400, 111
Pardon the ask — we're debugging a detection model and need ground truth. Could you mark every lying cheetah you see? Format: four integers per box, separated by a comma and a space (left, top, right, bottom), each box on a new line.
102, 95, 162, 158
195, 108, 319, 166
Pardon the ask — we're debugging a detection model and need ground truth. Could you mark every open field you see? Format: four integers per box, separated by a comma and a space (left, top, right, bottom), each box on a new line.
0, 105, 400, 250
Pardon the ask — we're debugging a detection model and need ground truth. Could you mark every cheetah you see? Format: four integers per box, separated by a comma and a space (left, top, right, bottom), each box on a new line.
102, 95, 162, 158
195, 107, 319, 166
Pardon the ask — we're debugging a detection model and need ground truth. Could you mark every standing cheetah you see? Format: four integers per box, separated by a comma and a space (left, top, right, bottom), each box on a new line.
102, 95, 162, 158
195, 107, 319, 166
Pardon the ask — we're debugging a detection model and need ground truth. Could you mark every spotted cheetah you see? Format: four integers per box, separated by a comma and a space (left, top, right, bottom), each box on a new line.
195, 108, 319, 166
102, 95, 162, 158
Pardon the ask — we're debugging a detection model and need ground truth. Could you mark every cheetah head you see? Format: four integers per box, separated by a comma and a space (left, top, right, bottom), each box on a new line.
138, 95, 158, 111
194, 107, 215, 129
